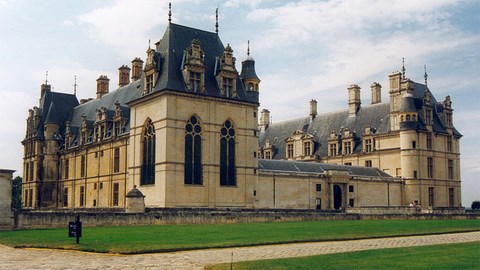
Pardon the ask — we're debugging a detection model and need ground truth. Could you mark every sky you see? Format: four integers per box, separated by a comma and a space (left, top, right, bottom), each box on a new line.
0, 0, 478, 206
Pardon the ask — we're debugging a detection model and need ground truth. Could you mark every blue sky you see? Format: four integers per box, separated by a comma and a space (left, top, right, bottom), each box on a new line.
0, 0, 478, 206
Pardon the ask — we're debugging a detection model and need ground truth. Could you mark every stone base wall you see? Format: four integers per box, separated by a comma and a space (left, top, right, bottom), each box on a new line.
346, 207, 466, 215
12, 208, 480, 230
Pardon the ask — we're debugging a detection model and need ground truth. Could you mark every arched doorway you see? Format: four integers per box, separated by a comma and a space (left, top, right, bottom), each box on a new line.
333, 185, 342, 210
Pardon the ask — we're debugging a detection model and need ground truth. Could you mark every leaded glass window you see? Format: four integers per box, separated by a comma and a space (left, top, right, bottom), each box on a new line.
185, 116, 203, 185
220, 120, 236, 186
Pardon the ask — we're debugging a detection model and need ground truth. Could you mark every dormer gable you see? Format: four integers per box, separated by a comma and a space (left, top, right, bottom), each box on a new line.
182, 39, 205, 93
215, 44, 237, 98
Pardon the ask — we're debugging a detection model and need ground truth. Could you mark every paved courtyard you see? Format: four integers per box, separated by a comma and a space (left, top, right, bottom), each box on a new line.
1, 231, 479, 269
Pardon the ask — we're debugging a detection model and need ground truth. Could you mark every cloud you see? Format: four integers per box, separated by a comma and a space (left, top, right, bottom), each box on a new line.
224, 0, 264, 8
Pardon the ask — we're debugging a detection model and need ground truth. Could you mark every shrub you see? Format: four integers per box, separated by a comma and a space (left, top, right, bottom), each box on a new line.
471, 201, 480, 210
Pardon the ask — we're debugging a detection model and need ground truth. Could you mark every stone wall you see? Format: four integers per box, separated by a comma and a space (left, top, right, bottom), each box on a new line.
13, 208, 479, 230
0, 169, 15, 229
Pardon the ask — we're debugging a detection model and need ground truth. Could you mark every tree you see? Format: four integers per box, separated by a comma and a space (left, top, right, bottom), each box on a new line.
471, 201, 480, 210
11, 176, 22, 210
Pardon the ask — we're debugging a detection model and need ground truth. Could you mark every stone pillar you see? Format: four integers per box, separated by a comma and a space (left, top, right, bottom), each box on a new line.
125, 185, 145, 213
0, 169, 15, 229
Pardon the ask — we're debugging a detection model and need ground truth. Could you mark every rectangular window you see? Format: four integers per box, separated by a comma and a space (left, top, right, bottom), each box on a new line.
396, 168, 401, 177
24, 190, 28, 207
304, 141, 311, 156
94, 183, 97, 190
448, 159, 454, 179
364, 139, 372, 153
329, 143, 337, 156
113, 183, 119, 206
412, 141, 416, 149
114, 147, 120, 173
146, 74, 154, 93
343, 141, 352, 155
30, 161, 34, 181
287, 143, 294, 158
426, 133, 432, 150
63, 188, 68, 207
447, 136, 452, 152
80, 156, 86, 177
448, 188, 454, 207
365, 160, 372, 167
25, 163, 29, 182
349, 198, 354, 207
427, 157, 433, 178
446, 112, 452, 127
344, 162, 352, 166
189, 72, 201, 92
93, 199, 97, 207
349, 185, 354, 192
428, 187, 434, 207
316, 198, 321, 210
100, 182, 103, 189
425, 108, 432, 125
413, 170, 417, 178
223, 77, 233, 97
79, 186, 85, 207
316, 184, 321, 192
64, 159, 69, 179
28, 189, 33, 207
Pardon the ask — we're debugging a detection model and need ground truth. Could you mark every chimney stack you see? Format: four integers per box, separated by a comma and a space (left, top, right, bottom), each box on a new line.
370, 82, 382, 104
309, 99, 317, 120
348, 84, 361, 117
118, 65, 131, 87
260, 109, 270, 130
40, 83, 51, 99
131, 58, 144, 82
96, 75, 110, 99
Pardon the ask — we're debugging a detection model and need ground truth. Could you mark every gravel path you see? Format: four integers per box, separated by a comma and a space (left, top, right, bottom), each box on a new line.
1, 231, 479, 269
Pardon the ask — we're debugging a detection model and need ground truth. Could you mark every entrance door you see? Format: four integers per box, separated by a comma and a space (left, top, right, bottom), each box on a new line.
333, 185, 342, 210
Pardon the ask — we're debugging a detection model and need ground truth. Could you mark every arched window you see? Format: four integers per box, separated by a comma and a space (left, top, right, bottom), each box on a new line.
141, 119, 155, 185
185, 116, 202, 185
220, 120, 236, 186
406, 114, 411, 121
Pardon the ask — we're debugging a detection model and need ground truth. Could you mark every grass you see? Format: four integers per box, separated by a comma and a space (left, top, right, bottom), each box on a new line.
207, 242, 480, 270
0, 219, 478, 254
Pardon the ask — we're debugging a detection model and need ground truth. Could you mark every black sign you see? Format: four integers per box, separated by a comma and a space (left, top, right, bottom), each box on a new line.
68, 216, 82, 244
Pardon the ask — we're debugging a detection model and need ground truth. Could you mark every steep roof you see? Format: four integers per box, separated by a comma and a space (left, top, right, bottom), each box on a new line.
260, 103, 391, 159
36, 90, 79, 137
137, 23, 258, 104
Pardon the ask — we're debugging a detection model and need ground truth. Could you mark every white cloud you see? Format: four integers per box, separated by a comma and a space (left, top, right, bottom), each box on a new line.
224, 0, 264, 8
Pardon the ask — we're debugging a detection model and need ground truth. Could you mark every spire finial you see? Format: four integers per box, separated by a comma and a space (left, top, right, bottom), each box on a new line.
168, 2, 172, 23
247, 40, 250, 56
73, 75, 77, 96
45, 70, 49, 85
424, 64, 428, 87
401, 58, 406, 80
148, 39, 151, 49
215, 7, 219, 34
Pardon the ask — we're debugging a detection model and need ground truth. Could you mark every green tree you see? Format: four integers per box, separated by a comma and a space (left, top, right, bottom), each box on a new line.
11, 176, 22, 210
472, 201, 480, 210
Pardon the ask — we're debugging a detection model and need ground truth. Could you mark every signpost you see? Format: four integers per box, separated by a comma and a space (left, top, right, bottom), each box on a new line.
68, 215, 82, 244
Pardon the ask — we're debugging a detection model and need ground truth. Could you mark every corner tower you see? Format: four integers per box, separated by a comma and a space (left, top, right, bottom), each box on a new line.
240, 41, 261, 94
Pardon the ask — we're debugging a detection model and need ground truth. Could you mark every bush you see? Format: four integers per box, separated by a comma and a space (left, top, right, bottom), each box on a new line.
471, 201, 480, 210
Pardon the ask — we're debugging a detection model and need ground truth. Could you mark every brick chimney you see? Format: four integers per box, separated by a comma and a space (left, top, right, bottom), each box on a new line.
118, 65, 131, 87
371, 82, 382, 104
96, 75, 110, 99
348, 84, 361, 117
131, 58, 144, 82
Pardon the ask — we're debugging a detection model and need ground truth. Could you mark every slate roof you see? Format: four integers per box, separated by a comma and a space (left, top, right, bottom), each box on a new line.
35, 90, 79, 138
260, 80, 461, 159
139, 23, 258, 104
259, 159, 393, 178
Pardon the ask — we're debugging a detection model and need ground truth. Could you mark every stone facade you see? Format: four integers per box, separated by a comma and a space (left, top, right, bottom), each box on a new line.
0, 169, 15, 228
21, 14, 462, 212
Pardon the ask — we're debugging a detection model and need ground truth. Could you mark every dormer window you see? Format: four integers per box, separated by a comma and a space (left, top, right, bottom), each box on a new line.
286, 143, 294, 158
364, 138, 373, 153
343, 141, 352, 155
425, 108, 432, 125
215, 44, 237, 98
145, 74, 154, 94
182, 39, 205, 93
304, 141, 311, 156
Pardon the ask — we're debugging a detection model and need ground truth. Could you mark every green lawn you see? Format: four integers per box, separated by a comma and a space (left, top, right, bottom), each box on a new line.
0, 219, 478, 254
207, 242, 480, 270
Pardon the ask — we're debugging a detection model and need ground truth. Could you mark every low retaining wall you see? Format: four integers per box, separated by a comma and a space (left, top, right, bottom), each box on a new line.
12, 208, 480, 230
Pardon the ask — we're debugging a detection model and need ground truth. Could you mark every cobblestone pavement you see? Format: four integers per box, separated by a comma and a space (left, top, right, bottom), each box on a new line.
1, 231, 479, 269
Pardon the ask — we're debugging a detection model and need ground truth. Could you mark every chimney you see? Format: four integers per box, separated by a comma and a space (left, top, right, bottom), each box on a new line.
131, 57, 144, 82
96, 75, 110, 99
348, 84, 361, 117
260, 109, 270, 130
40, 83, 51, 99
309, 99, 317, 120
370, 82, 382, 104
118, 65, 131, 87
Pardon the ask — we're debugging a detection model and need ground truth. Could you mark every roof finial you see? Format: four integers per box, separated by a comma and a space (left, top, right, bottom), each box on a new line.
247, 40, 250, 56
73, 75, 77, 96
215, 7, 219, 34
148, 39, 151, 49
45, 70, 49, 85
168, 2, 172, 23
424, 64, 428, 87
401, 58, 406, 80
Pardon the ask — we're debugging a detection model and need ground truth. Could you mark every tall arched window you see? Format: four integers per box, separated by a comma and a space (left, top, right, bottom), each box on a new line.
220, 120, 236, 186
185, 116, 202, 185
141, 119, 155, 185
